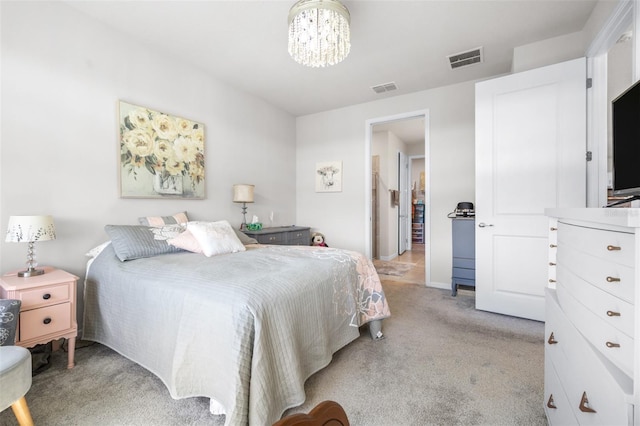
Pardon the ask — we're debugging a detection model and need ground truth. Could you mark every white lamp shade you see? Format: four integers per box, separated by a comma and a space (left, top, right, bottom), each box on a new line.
233, 184, 255, 203
5, 215, 56, 243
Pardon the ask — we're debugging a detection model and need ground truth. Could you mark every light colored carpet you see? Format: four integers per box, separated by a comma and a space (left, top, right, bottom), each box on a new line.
0, 284, 546, 426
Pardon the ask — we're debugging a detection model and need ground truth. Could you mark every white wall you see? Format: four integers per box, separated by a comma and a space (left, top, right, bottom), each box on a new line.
0, 3, 296, 312
512, 31, 586, 73
296, 82, 476, 287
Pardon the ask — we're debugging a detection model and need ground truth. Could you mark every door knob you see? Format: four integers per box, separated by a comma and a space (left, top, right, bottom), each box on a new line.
478, 223, 494, 228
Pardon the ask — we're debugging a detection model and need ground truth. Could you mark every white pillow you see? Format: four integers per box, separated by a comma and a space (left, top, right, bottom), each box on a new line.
187, 220, 246, 257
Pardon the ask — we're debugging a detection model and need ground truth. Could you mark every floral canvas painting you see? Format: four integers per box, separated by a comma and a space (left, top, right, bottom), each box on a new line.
119, 101, 205, 199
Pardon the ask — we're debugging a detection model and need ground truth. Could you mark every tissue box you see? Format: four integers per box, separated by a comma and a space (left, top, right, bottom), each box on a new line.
246, 223, 263, 231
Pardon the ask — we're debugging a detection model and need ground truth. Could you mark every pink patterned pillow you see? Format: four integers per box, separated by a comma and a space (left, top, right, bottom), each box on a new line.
167, 229, 202, 254
139, 211, 189, 227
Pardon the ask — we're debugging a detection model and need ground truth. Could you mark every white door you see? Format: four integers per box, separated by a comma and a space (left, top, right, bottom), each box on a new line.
475, 58, 586, 321
398, 152, 409, 255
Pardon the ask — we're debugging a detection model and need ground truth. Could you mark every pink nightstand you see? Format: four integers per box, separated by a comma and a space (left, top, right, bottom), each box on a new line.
0, 267, 78, 369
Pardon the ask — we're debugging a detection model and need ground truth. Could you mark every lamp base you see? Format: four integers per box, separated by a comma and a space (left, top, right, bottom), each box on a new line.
18, 268, 45, 278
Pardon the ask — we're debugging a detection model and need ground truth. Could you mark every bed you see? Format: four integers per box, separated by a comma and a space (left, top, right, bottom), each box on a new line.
82, 220, 390, 426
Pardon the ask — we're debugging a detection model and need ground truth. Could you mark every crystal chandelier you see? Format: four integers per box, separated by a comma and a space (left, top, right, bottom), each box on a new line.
288, 0, 351, 68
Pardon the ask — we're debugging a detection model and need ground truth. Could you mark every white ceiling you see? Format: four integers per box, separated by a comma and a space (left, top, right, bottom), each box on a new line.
63, 0, 598, 118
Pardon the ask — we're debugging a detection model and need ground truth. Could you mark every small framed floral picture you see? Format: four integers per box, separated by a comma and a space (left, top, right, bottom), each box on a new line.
315, 161, 342, 192
118, 101, 205, 199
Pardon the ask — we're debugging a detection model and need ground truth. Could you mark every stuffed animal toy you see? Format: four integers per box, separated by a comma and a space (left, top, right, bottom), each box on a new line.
311, 232, 329, 247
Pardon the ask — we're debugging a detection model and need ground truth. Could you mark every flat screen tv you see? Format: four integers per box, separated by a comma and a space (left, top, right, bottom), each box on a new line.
611, 78, 640, 205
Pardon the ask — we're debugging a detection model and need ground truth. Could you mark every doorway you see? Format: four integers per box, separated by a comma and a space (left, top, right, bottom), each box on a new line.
365, 110, 430, 285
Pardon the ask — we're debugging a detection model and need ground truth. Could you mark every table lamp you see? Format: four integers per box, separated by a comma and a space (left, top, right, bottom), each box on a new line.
233, 184, 254, 230
5, 215, 56, 277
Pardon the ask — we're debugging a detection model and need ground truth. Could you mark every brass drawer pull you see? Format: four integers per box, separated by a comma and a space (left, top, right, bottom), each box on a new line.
607, 245, 621, 251
547, 332, 558, 345
547, 395, 557, 409
579, 392, 596, 413
606, 341, 620, 348
549, 244, 557, 248
606, 310, 621, 317
606, 276, 621, 283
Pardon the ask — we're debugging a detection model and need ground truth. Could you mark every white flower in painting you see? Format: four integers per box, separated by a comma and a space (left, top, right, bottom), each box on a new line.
165, 158, 185, 176
154, 139, 174, 162
173, 136, 198, 164
151, 113, 178, 141
127, 108, 151, 129
122, 128, 154, 157
176, 118, 194, 136
191, 127, 204, 151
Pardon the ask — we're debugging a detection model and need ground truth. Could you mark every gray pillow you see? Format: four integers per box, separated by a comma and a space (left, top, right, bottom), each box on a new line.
233, 228, 258, 245
105, 224, 185, 261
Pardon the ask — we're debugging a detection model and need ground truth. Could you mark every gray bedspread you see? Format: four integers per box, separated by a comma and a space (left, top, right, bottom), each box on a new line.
83, 244, 390, 425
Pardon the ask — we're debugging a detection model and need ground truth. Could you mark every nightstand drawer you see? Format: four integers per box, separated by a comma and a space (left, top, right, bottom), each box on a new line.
453, 258, 474, 269
452, 267, 474, 280
243, 226, 311, 246
287, 229, 310, 245
20, 302, 72, 341
256, 233, 284, 244
20, 283, 71, 310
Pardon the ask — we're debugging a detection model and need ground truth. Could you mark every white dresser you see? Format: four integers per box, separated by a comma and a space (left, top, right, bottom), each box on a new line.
545, 208, 640, 425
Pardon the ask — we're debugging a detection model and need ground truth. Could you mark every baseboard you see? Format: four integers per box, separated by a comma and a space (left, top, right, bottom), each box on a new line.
379, 254, 397, 261
427, 281, 449, 291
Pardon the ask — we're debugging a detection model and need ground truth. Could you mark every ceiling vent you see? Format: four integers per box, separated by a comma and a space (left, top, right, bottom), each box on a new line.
371, 82, 398, 94
447, 47, 483, 70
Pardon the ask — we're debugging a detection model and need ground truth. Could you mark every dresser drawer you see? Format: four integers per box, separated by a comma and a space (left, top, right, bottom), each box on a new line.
556, 283, 634, 377
557, 264, 634, 338
19, 283, 71, 310
286, 229, 310, 245
557, 245, 634, 303
545, 289, 632, 425
255, 233, 284, 244
452, 267, 474, 280
557, 222, 635, 267
20, 302, 72, 341
544, 355, 578, 425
